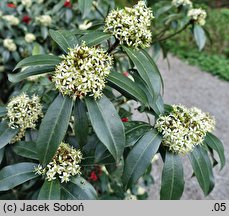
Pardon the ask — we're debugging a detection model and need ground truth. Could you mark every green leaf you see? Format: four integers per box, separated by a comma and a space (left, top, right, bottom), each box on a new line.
204, 132, 225, 170
160, 151, 184, 200
78, 0, 93, 18
61, 176, 97, 200
0, 148, 4, 164
74, 99, 89, 147
80, 32, 110, 47
8, 65, 54, 83
194, 25, 206, 51
123, 46, 164, 115
37, 94, 73, 165
124, 121, 152, 147
188, 146, 215, 196
0, 122, 19, 149
38, 180, 60, 200
85, 95, 125, 162
0, 162, 38, 191
13, 141, 38, 160
107, 72, 147, 104
14, 55, 61, 70
49, 30, 78, 54
122, 130, 162, 188
0, 106, 7, 117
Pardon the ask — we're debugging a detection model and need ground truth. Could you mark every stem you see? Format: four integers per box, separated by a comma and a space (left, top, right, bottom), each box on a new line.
107, 40, 120, 54
93, 2, 105, 19
157, 23, 190, 42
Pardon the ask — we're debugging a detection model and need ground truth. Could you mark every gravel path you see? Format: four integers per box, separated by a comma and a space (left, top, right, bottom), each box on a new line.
133, 55, 229, 200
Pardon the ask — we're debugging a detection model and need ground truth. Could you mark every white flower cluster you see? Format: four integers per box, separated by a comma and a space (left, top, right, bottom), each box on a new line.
2, 15, 19, 26
53, 43, 113, 99
25, 33, 36, 43
3, 39, 17, 52
34, 142, 83, 183
155, 105, 215, 155
172, 0, 193, 8
188, 8, 207, 26
104, 1, 154, 49
21, 0, 32, 7
6, 93, 43, 143
36, 15, 52, 26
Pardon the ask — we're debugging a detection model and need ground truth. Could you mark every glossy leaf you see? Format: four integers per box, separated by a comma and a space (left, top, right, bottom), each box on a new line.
0, 107, 7, 117
38, 180, 60, 200
204, 132, 225, 170
61, 176, 97, 200
107, 72, 148, 104
80, 32, 110, 47
188, 146, 215, 196
194, 25, 206, 51
49, 30, 78, 54
74, 99, 89, 147
0, 122, 19, 149
78, 0, 93, 18
85, 95, 125, 162
14, 55, 61, 70
160, 151, 184, 200
8, 65, 54, 83
122, 130, 162, 188
0, 163, 38, 191
37, 94, 73, 165
124, 121, 152, 147
0, 148, 4, 164
13, 141, 38, 160
123, 46, 164, 115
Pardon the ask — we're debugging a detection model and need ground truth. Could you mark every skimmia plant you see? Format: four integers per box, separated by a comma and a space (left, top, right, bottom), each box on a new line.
0, 0, 225, 200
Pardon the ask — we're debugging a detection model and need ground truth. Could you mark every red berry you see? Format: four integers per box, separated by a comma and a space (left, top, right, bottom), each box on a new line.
121, 117, 129, 122
123, 71, 129, 77
89, 171, 98, 182
22, 15, 32, 24
64, 0, 72, 8
7, 3, 16, 8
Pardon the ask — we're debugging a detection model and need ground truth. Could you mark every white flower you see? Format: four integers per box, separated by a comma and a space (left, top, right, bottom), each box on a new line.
155, 105, 215, 155
6, 93, 43, 143
104, 1, 154, 49
3, 39, 17, 52
172, 0, 193, 8
79, 20, 92, 30
21, 0, 32, 7
188, 8, 207, 26
137, 186, 146, 195
124, 190, 137, 200
25, 33, 36, 43
2, 15, 19, 26
36, 15, 52, 26
34, 142, 83, 183
37, 0, 44, 3
0, 66, 5, 72
52, 42, 113, 99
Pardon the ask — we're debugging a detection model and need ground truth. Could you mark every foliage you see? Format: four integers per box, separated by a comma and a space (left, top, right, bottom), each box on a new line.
0, 0, 226, 200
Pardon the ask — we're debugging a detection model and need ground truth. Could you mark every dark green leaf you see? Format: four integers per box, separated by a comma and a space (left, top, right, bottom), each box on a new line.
13, 141, 38, 160
0, 122, 19, 149
9, 65, 54, 83
0, 107, 7, 117
160, 151, 184, 200
14, 55, 61, 70
107, 72, 147, 104
124, 121, 152, 147
61, 176, 97, 200
204, 132, 225, 170
122, 130, 162, 188
38, 180, 60, 200
78, 0, 93, 18
85, 95, 125, 162
80, 32, 110, 46
194, 25, 206, 51
0, 148, 4, 164
123, 46, 164, 115
188, 146, 215, 196
49, 30, 78, 54
37, 94, 73, 165
0, 162, 38, 191
74, 99, 89, 148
